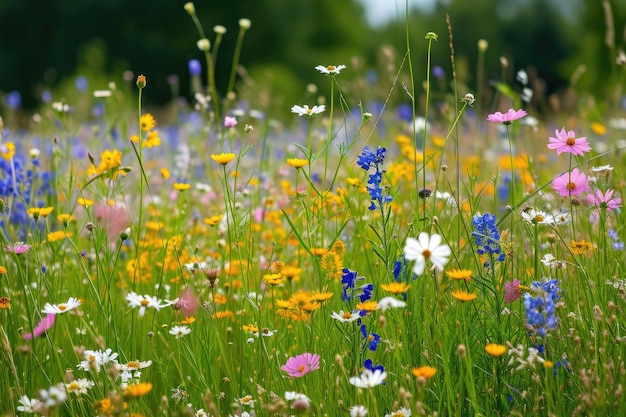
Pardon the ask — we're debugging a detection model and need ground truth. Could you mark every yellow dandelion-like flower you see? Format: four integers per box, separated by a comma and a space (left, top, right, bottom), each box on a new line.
485, 343, 507, 357
569, 240, 594, 255
1, 142, 15, 161
212, 311, 234, 319
0, 266, 7, 274
211, 153, 236, 165
140, 113, 156, 132
451, 290, 477, 302
57, 213, 74, 226
396, 134, 411, 146
263, 273, 285, 286
47, 230, 71, 242
286, 158, 308, 168
356, 300, 378, 312
591, 122, 606, 135
242, 324, 259, 333
380, 282, 411, 294
203, 215, 223, 226
543, 360, 554, 369
412, 366, 437, 379
346, 177, 362, 187
213, 293, 227, 304
281, 265, 302, 281
160, 167, 170, 179
180, 316, 196, 325
124, 382, 153, 398
173, 183, 191, 191
310, 291, 333, 302
446, 268, 472, 283
0, 296, 10, 309
143, 130, 161, 148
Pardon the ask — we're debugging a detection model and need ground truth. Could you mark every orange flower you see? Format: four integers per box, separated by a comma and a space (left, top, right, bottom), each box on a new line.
380, 282, 411, 294
445, 268, 472, 283
124, 382, 152, 398
412, 366, 437, 379
485, 343, 507, 357
356, 301, 378, 312
451, 290, 477, 302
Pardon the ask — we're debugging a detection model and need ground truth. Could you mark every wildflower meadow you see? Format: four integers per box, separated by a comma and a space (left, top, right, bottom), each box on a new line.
1, 2, 626, 417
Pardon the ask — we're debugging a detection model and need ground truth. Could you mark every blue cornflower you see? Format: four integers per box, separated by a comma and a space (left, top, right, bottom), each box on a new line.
363, 359, 385, 373
358, 146, 392, 210
523, 279, 560, 337
472, 213, 506, 262
341, 268, 372, 303
359, 324, 380, 351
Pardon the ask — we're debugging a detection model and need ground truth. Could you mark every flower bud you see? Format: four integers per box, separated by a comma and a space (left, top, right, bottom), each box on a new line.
196, 38, 211, 52
238, 18, 251, 30
136, 74, 146, 89
183, 2, 195, 15
478, 39, 488, 52
120, 227, 131, 241
425, 32, 438, 40
213, 25, 227, 35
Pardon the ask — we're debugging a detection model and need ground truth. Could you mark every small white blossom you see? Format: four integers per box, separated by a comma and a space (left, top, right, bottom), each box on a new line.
291, 104, 326, 117
330, 310, 361, 322
169, 325, 191, 339
41, 297, 81, 315
349, 369, 387, 388
315, 64, 346, 75
377, 297, 407, 312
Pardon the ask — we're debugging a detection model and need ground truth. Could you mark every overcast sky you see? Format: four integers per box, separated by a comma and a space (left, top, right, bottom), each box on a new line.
358, 0, 436, 26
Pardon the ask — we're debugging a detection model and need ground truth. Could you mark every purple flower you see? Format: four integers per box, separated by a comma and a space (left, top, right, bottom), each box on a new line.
224, 116, 237, 128
188, 59, 202, 76
23, 314, 55, 339
486, 109, 527, 124
281, 353, 320, 377
587, 189, 622, 212
5, 243, 31, 255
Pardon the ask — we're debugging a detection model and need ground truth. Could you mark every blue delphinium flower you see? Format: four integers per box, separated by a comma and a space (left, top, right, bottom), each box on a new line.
472, 213, 506, 262
341, 268, 372, 303
609, 229, 624, 250
360, 325, 380, 351
357, 146, 392, 210
523, 279, 561, 338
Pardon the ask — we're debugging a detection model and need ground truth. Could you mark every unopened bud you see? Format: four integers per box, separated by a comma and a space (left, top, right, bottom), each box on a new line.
362, 112, 372, 122
183, 2, 195, 14
196, 38, 211, 52
425, 32, 438, 41
213, 25, 227, 35
478, 39, 488, 52
244, 124, 254, 133
136, 75, 146, 89
120, 227, 131, 241
462, 93, 475, 106
238, 18, 251, 30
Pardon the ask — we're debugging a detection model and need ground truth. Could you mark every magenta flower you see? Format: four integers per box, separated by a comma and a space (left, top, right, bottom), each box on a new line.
175, 288, 199, 317
486, 109, 527, 124
552, 168, 591, 197
93, 204, 130, 239
5, 242, 31, 255
23, 313, 56, 340
505, 279, 521, 303
224, 116, 237, 128
547, 128, 591, 156
587, 189, 622, 212
281, 353, 320, 377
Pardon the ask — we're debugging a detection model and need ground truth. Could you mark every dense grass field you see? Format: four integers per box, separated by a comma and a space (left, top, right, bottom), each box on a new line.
2, 5, 626, 417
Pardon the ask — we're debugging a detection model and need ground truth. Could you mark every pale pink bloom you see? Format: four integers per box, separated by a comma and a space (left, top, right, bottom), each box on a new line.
175, 288, 199, 317
5, 242, 31, 255
552, 168, 591, 197
93, 203, 130, 239
547, 128, 591, 155
23, 313, 56, 339
587, 189, 622, 212
505, 279, 521, 303
224, 116, 237, 128
281, 353, 320, 377
486, 109, 527, 124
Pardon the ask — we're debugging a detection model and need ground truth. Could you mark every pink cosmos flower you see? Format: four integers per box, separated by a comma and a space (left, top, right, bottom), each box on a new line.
552, 168, 591, 197
175, 288, 199, 317
486, 109, 527, 124
547, 128, 591, 155
281, 353, 320, 377
505, 279, 521, 303
5, 243, 31, 255
23, 313, 56, 340
93, 204, 130, 239
587, 189, 622, 212
224, 116, 237, 128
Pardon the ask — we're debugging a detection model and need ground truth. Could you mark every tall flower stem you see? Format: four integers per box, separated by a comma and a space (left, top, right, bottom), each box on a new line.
505, 125, 516, 210
421, 33, 438, 220
227, 23, 250, 96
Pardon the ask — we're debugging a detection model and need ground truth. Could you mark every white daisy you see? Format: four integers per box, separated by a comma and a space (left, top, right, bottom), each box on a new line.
17, 395, 41, 413
169, 325, 191, 339
520, 208, 552, 225
291, 104, 326, 117
126, 292, 169, 317
377, 297, 407, 312
41, 297, 81, 315
330, 310, 361, 322
315, 64, 346, 75
385, 407, 412, 417
77, 348, 119, 372
65, 378, 94, 395
350, 405, 368, 417
349, 369, 387, 388
39, 383, 67, 407
403, 232, 451, 275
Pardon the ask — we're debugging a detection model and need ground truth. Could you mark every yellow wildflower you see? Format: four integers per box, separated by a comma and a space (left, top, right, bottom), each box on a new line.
160, 168, 170, 179
451, 290, 477, 302
380, 282, 411, 294
445, 268, 472, 283
411, 366, 437, 379
140, 113, 156, 131
1, 142, 15, 160
203, 215, 223, 226
144, 130, 160, 148
123, 382, 153, 398
569, 240, 594, 255
286, 158, 308, 168
173, 183, 191, 191
356, 301, 378, 312
47, 230, 70, 242
485, 343, 507, 357
0, 297, 10, 309
211, 153, 236, 165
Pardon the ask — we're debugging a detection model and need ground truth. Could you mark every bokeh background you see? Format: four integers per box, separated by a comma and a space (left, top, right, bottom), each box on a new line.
0, 0, 624, 116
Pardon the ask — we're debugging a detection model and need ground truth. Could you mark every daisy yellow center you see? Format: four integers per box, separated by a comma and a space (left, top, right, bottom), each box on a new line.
298, 365, 306, 373
127, 361, 140, 369
566, 136, 576, 146
58, 305, 67, 311
140, 299, 150, 307
422, 249, 432, 259
67, 381, 80, 390
327, 65, 336, 71
306, 108, 313, 114
342, 311, 352, 319
534, 215, 544, 222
